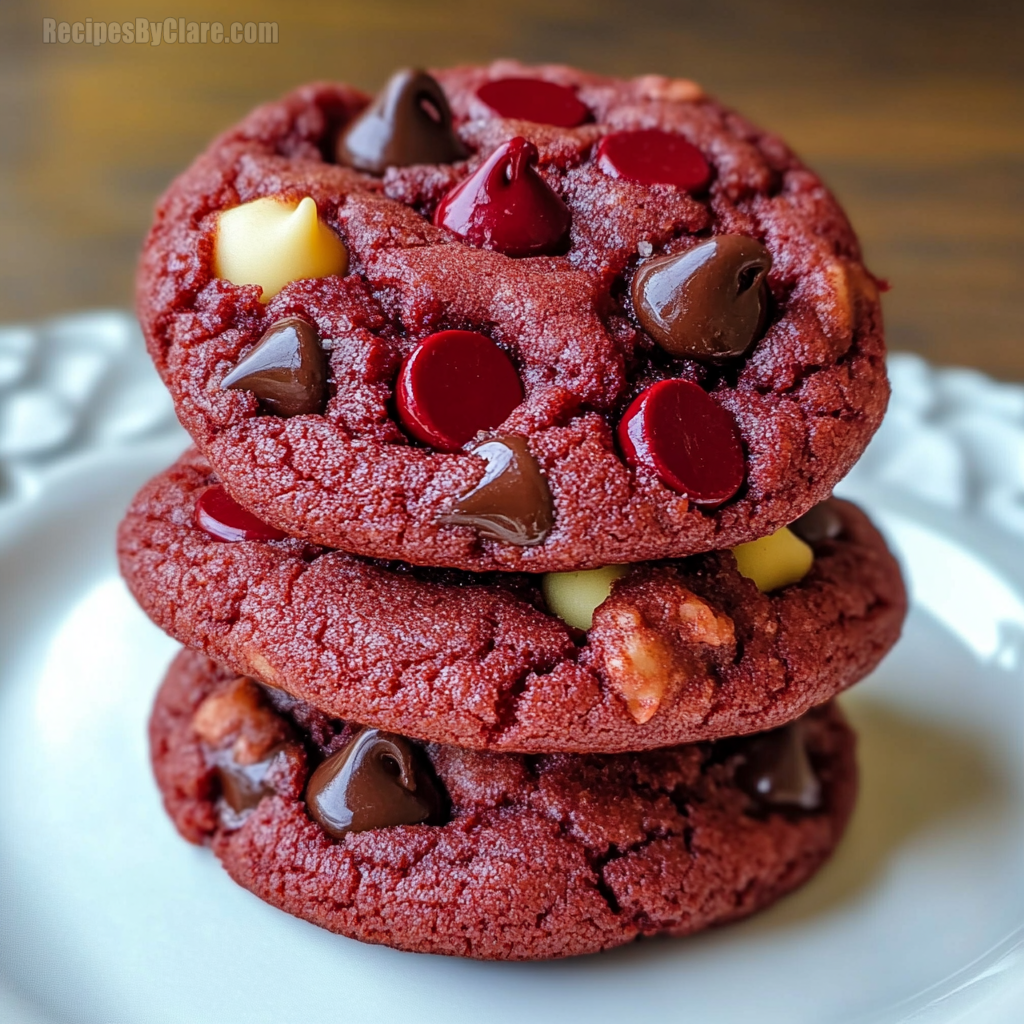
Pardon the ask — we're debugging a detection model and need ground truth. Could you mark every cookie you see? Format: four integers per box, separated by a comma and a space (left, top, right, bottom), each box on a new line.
136, 61, 888, 573
120, 449, 906, 752
151, 649, 858, 960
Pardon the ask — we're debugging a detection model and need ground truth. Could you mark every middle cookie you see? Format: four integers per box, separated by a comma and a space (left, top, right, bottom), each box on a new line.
119, 449, 906, 753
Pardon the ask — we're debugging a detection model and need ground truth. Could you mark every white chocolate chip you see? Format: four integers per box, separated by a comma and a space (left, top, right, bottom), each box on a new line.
732, 527, 814, 593
542, 564, 628, 630
214, 196, 348, 302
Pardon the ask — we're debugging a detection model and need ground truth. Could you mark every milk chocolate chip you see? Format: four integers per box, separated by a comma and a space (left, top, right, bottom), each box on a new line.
306, 728, 446, 839
631, 235, 772, 360
736, 721, 822, 811
222, 317, 328, 417
790, 499, 844, 545
442, 435, 553, 545
338, 68, 467, 174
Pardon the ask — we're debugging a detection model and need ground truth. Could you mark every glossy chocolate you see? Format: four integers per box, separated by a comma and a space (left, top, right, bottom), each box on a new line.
221, 317, 328, 417
305, 727, 446, 839
791, 500, 844, 545
396, 330, 523, 451
337, 68, 467, 173
194, 485, 287, 543
433, 136, 571, 258
442, 435, 553, 545
617, 379, 745, 506
212, 748, 282, 814
736, 722, 822, 811
631, 235, 773, 360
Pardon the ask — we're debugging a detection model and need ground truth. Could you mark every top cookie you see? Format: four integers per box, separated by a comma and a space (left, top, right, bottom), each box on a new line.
137, 60, 888, 572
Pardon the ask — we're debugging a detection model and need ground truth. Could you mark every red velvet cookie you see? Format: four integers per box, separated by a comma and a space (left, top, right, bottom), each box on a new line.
120, 449, 906, 753
151, 649, 858, 960
136, 60, 888, 572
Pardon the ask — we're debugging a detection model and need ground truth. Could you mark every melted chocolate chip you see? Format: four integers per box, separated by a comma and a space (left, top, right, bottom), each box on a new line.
441, 435, 554, 545
735, 722, 822, 811
221, 317, 327, 417
337, 68, 467, 174
305, 728, 446, 839
790, 500, 844, 545
211, 747, 282, 815
631, 235, 772, 360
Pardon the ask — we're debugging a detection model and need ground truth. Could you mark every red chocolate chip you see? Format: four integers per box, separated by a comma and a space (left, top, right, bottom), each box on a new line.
596, 129, 711, 192
195, 486, 287, 543
476, 77, 590, 127
433, 136, 571, 258
618, 380, 744, 506
396, 331, 523, 451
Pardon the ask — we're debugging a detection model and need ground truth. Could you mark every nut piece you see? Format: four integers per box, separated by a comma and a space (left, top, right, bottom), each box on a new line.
634, 74, 704, 103
192, 676, 291, 766
732, 526, 814, 593
591, 581, 734, 724
214, 196, 348, 302
596, 606, 685, 724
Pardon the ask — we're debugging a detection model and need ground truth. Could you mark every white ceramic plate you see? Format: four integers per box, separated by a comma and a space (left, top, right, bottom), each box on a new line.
1, 312, 1022, 1024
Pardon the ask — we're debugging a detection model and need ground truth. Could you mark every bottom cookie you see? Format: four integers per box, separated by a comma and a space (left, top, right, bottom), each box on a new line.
151, 649, 858, 961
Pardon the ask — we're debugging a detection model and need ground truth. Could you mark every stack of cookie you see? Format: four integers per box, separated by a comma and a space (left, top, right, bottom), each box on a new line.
119, 62, 906, 960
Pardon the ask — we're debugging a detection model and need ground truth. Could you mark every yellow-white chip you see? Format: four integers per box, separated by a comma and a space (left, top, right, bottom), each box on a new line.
214, 196, 347, 302
731, 527, 814, 593
541, 564, 629, 630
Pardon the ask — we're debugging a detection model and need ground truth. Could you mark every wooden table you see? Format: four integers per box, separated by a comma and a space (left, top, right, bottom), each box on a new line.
2, 0, 1022, 376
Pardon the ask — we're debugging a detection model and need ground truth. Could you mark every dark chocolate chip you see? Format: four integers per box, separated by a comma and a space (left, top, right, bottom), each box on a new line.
441, 435, 554, 545
211, 747, 282, 815
735, 721, 822, 811
305, 727, 446, 839
631, 235, 772, 360
337, 68, 468, 174
221, 317, 327, 417
790, 499, 844, 545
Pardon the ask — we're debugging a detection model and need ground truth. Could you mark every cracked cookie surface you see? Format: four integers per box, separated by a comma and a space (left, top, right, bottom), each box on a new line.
121, 449, 906, 752
151, 648, 858, 960
136, 60, 888, 572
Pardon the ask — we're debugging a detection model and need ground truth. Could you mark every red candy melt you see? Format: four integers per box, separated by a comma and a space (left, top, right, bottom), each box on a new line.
596, 129, 711, 192
195, 486, 287, 543
434, 136, 571, 258
618, 380, 744, 506
396, 330, 524, 451
476, 77, 590, 127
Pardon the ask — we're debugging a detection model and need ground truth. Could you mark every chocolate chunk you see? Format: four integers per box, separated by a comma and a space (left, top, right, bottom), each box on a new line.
442, 435, 554, 545
790, 499, 844, 545
221, 317, 327, 417
631, 235, 772, 360
211, 748, 282, 814
735, 722, 822, 811
337, 68, 467, 174
306, 728, 446, 839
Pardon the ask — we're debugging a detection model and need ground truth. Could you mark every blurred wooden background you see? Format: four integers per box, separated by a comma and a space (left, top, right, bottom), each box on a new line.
1, 0, 1022, 376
